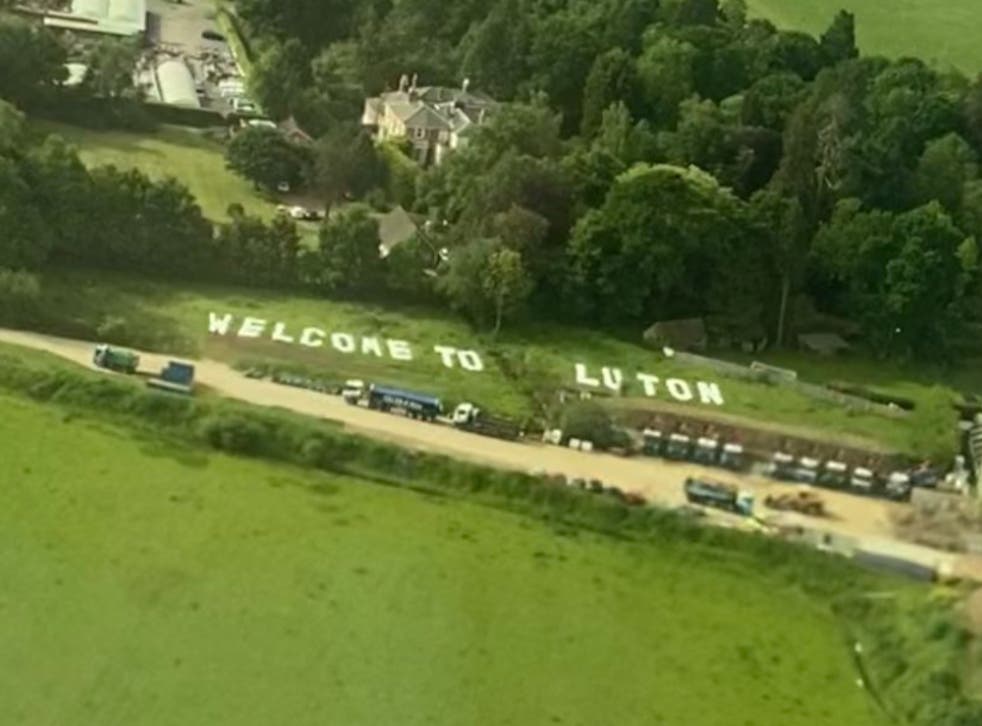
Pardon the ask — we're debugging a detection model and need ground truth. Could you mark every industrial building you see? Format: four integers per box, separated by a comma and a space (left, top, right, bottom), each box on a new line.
44, 0, 147, 38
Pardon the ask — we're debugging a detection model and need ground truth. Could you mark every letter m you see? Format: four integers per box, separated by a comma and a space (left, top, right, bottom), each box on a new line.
208, 312, 234, 335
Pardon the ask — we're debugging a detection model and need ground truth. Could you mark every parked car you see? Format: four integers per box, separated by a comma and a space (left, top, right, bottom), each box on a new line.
202, 30, 226, 42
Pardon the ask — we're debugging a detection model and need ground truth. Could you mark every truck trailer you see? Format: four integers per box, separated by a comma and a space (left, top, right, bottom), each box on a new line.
147, 361, 195, 395
451, 402, 520, 440
366, 384, 442, 421
93, 344, 139, 374
683, 477, 755, 516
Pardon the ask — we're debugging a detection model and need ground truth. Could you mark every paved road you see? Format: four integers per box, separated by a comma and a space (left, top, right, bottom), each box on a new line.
0, 329, 908, 538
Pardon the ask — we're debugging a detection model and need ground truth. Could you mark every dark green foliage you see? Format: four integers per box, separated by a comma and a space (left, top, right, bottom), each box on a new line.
308, 204, 384, 294
225, 126, 311, 190
561, 400, 626, 449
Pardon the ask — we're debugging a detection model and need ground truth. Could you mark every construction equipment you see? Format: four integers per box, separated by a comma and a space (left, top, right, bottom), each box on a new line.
683, 477, 755, 516
92, 344, 139, 374
764, 489, 826, 517
147, 361, 195, 395
451, 402, 520, 440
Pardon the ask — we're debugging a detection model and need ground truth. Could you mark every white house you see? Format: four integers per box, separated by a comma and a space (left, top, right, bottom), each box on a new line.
362, 75, 496, 165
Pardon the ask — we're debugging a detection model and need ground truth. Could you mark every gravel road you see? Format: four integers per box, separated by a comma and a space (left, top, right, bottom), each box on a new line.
0, 328, 911, 541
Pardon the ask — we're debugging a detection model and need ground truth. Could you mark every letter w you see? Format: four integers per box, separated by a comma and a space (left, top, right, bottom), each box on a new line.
208, 312, 234, 335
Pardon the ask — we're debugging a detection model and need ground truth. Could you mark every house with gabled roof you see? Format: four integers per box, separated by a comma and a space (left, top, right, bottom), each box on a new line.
362, 74, 496, 165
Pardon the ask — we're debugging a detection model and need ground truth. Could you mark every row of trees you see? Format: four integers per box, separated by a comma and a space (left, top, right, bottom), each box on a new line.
230, 0, 982, 360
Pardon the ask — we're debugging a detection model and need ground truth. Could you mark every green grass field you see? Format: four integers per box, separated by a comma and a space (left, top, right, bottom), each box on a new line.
0, 391, 887, 726
748, 0, 982, 74
34, 122, 276, 222
25, 268, 978, 459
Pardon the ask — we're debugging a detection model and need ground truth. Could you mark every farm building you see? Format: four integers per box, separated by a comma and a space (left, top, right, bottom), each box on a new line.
44, 0, 147, 38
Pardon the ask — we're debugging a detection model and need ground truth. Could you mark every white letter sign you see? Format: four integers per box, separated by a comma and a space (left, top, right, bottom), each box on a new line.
208, 312, 233, 335
575, 363, 600, 388
238, 317, 267, 338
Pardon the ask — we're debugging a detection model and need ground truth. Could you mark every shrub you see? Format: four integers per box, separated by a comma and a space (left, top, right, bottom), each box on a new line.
198, 413, 268, 455
0, 268, 41, 323
561, 400, 627, 449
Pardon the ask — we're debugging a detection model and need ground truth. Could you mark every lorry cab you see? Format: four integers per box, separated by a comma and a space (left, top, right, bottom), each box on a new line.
850, 467, 876, 493
641, 428, 664, 457
665, 433, 692, 461
885, 471, 912, 501
819, 460, 849, 488
719, 442, 745, 470
770, 451, 795, 480
793, 457, 820, 484
693, 437, 720, 465
735, 491, 755, 517
341, 380, 365, 404
452, 402, 478, 425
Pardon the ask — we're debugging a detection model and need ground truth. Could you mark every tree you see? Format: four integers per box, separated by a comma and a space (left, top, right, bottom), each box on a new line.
819, 10, 858, 66
226, 127, 310, 190
720, 0, 747, 28
249, 38, 308, 120
636, 35, 698, 126
310, 124, 384, 213
458, 0, 531, 99
84, 38, 140, 99
666, 0, 719, 26
214, 212, 300, 285
308, 205, 383, 294
483, 246, 533, 335
766, 31, 824, 81
0, 99, 26, 154
741, 72, 808, 131
914, 133, 978, 214
0, 157, 52, 270
813, 200, 975, 359
565, 164, 758, 323
437, 237, 530, 329
22, 134, 94, 264
0, 19, 66, 109
580, 48, 639, 137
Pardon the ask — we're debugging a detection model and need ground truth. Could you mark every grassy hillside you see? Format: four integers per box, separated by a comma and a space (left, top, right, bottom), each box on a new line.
747, 0, 982, 74
0, 390, 887, 726
33, 122, 276, 222
18, 268, 975, 459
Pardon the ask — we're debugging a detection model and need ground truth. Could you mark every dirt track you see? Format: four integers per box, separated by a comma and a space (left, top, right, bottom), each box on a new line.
0, 328, 913, 537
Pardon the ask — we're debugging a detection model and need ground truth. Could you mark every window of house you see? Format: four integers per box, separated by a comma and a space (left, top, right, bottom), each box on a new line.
414, 127, 425, 139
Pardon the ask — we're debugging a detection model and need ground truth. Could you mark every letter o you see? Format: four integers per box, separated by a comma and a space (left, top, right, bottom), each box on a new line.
457, 350, 484, 372
331, 333, 356, 353
666, 378, 693, 402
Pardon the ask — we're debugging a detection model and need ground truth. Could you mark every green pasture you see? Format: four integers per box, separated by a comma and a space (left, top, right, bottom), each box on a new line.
33, 122, 276, 222
747, 0, 982, 74
24, 268, 973, 458
0, 391, 885, 726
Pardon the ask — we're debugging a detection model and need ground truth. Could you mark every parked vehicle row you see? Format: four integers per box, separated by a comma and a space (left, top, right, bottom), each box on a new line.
642, 429, 747, 470
767, 452, 913, 501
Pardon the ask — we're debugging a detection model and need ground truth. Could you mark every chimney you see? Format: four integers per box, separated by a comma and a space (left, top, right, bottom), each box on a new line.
410, 73, 418, 91
398, 74, 409, 92
462, 78, 470, 93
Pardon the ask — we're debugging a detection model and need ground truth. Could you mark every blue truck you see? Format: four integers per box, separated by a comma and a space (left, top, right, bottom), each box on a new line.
364, 384, 442, 421
147, 360, 195, 395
